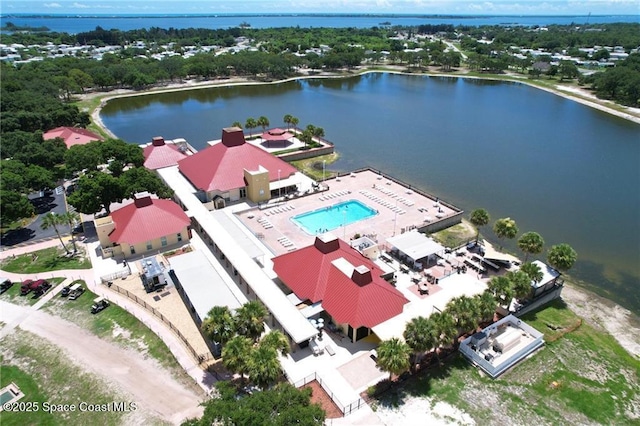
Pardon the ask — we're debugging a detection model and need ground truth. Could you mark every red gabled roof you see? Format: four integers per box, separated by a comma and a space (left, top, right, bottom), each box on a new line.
143, 138, 188, 170
109, 195, 190, 245
43, 126, 103, 149
178, 127, 297, 192
273, 235, 408, 329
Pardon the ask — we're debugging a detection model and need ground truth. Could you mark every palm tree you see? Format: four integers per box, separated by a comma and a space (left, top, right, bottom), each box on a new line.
232, 121, 243, 129
469, 208, 490, 244
300, 129, 314, 148
376, 338, 411, 380
60, 211, 81, 253
235, 300, 268, 342
474, 291, 497, 324
222, 335, 252, 382
520, 262, 544, 284
283, 114, 293, 130
403, 316, 434, 371
201, 306, 236, 345
41, 213, 70, 254
312, 126, 325, 142
260, 330, 290, 356
493, 217, 519, 250
446, 295, 479, 335
487, 275, 514, 306
430, 311, 458, 353
245, 117, 257, 137
247, 345, 282, 390
506, 270, 532, 301
547, 243, 577, 272
517, 231, 544, 263
257, 116, 270, 133
290, 116, 299, 133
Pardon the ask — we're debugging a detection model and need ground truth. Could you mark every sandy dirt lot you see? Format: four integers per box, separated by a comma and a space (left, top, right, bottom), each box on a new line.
0, 301, 204, 424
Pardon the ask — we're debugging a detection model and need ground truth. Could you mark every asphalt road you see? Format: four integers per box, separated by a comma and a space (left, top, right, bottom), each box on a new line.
0, 187, 70, 248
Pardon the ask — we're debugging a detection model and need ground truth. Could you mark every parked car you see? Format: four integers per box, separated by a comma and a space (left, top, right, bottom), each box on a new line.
91, 297, 109, 314
71, 223, 84, 235
68, 283, 85, 300
0, 277, 13, 294
60, 283, 74, 297
21, 279, 50, 297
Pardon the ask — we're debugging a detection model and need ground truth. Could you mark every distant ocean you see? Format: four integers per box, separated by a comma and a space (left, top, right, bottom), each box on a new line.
1, 14, 638, 34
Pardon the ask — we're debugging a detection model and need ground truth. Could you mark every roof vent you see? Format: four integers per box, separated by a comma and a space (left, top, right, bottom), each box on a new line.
314, 233, 340, 254
351, 265, 372, 286
133, 192, 153, 208
152, 136, 165, 146
221, 127, 246, 147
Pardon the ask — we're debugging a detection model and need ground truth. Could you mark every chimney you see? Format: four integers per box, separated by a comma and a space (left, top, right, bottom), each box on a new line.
351, 265, 373, 286
152, 136, 165, 146
221, 127, 246, 147
133, 192, 153, 208
314, 233, 340, 254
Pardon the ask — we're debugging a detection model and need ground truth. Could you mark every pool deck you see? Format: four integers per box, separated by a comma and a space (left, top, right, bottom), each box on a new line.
235, 169, 461, 256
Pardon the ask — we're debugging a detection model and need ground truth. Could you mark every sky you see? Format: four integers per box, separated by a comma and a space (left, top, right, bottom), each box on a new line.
1, 0, 639, 15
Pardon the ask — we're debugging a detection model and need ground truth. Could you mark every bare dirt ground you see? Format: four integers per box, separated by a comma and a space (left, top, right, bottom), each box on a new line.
302, 380, 343, 419
561, 283, 640, 357
0, 301, 205, 424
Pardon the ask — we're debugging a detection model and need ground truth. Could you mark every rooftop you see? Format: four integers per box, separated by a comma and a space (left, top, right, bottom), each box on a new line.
43, 126, 103, 149
142, 136, 189, 170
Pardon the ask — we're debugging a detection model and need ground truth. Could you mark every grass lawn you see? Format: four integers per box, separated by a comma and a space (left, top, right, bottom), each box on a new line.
0, 247, 91, 273
0, 330, 138, 426
373, 298, 640, 425
290, 153, 339, 181
430, 220, 476, 248
42, 286, 190, 382
0, 277, 66, 306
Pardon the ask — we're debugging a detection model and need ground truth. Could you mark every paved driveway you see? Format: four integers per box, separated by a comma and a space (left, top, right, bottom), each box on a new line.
1, 187, 70, 248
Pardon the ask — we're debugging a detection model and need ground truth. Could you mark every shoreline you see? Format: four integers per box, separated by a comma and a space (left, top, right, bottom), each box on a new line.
85, 68, 640, 139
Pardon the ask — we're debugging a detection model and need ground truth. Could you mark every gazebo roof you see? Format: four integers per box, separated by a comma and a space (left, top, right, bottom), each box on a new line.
262, 128, 294, 141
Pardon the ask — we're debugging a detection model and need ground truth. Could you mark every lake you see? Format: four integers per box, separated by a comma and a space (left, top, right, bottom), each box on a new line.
101, 73, 640, 314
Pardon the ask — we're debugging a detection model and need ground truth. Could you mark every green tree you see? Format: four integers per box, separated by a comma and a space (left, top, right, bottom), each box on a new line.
190, 382, 325, 426
235, 300, 268, 342
290, 116, 299, 132
201, 306, 236, 345
558, 60, 579, 81
119, 167, 173, 199
60, 211, 81, 253
68, 68, 94, 93
312, 126, 325, 141
67, 172, 124, 214
403, 316, 435, 370
376, 338, 411, 380
245, 117, 257, 137
520, 261, 543, 284
260, 330, 290, 356
0, 190, 35, 224
232, 121, 242, 129
446, 295, 478, 335
487, 275, 514, 306
283, 114, 293, 130
547, 243, 577, 272
222, 335, 252, 382
40, 212, 70, 254
474, 291, 497, 324
506, 270, 532, 301
517, 231, 545, 263
469, 208, 490, 243
493, 217, 518, 250
257, 116, 270, 133
430, 311, 458, 355
247, 345, 282, 390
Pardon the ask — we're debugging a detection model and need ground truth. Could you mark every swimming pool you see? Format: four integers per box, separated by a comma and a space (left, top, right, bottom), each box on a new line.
291, 200, 378, 235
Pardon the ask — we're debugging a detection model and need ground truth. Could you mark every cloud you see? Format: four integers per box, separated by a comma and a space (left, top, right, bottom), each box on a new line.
44, 2, 62, 7
72, 2, 91, 8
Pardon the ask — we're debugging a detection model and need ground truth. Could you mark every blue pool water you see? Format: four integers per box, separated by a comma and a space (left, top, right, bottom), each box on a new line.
291, 200, 378, 235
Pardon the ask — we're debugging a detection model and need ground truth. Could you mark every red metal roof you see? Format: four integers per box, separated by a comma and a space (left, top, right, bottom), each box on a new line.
273, 236, 408, 329
178, 128, 297, 192
143, 140, 188, 170
109, 196, 190, 246
43, 126, 103, 149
